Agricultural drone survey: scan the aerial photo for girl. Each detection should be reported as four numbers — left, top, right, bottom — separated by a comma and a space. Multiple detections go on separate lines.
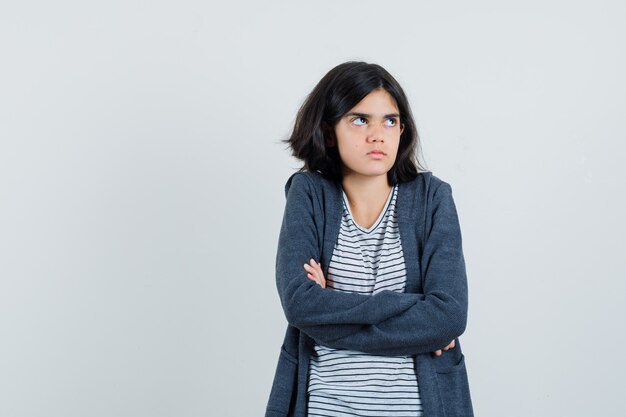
266, 62, 473, 417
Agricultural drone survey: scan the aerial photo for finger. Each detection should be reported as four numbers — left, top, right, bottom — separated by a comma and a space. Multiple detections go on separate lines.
450, 339, 456, 349
309, 272, 324, 286
304, 264, 319, 278
305, 261, 320, 272
312, 260, 322, 274
306, 261, 326, 288
307, 274, 320, 286
433, 349, 442, 357
308, 266, 320, 280
310, 261, 324, 278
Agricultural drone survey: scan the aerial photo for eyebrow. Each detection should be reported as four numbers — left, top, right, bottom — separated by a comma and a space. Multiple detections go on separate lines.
345, 112, 400, 119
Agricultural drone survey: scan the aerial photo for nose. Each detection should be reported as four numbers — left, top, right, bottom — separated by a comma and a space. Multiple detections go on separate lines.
367, 122, 385, 142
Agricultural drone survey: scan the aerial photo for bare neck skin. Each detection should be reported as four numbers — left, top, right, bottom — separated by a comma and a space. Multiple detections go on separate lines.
341, 174, 392, 229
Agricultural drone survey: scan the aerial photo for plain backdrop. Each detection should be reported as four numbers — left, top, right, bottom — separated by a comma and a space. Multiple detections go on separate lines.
1, 1, 625, 416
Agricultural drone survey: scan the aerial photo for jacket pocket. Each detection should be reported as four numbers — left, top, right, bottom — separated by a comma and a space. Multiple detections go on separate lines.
265, 346, 299, 417
435, 352, 474, 417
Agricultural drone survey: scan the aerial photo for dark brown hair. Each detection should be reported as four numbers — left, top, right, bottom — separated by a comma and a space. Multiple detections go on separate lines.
283, 61, 427, 184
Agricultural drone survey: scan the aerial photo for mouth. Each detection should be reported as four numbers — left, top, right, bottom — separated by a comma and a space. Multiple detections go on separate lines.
367, 151, 386, 159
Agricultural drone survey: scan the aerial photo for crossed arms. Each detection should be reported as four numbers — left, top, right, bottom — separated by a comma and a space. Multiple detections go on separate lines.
275, 174, 468, 356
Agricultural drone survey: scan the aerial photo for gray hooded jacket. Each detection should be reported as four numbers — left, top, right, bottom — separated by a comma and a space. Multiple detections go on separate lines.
265, 170, 474, 417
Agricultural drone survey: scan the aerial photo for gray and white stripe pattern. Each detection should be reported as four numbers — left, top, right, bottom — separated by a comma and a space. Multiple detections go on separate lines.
307, 184, 423, 417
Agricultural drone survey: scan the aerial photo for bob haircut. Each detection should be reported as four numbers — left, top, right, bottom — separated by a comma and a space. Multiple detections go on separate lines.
284, 61, 426, 185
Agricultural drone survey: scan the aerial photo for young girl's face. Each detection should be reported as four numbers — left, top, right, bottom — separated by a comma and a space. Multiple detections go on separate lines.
332, 88, 403, 182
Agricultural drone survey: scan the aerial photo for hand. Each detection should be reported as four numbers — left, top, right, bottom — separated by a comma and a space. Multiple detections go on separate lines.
303, 258, 326, 288
433, 339, 456, 357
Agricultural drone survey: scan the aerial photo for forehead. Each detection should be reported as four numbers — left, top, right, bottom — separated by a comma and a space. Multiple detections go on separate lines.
348, 88, 399, 113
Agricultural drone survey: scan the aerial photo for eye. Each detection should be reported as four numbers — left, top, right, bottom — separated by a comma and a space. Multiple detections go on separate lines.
351, 117, 367, 126
385, 117, 398, 127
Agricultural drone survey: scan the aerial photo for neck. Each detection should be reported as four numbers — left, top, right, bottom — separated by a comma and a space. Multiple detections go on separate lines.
341, 174, 392, 209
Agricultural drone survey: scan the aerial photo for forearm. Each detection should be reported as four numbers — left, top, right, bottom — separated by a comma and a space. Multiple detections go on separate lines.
278, 260, 418, 329
301, 291, 467, 356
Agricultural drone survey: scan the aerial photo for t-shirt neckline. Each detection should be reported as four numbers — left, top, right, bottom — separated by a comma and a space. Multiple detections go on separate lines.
341, 185, 396, 234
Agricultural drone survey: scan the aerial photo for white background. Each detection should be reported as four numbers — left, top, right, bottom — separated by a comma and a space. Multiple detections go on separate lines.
1, 1, 625, 416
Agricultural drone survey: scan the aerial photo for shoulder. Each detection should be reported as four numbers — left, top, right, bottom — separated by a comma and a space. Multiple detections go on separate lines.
400, 171, 452, 196
428, 173, 453, 197
283, 170, 337, 198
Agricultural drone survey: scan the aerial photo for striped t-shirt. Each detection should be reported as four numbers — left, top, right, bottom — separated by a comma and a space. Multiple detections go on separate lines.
307, 184, 423, 417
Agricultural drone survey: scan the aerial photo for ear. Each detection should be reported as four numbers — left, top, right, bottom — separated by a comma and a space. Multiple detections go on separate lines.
400, 123, 405, 135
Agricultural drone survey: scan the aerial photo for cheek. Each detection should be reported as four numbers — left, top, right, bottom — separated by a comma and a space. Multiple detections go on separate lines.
337, 144, 356, 163
389, 138, 401, 160
336, 132, 359, 153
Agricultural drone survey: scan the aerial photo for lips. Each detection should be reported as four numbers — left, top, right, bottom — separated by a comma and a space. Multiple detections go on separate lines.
367, 150, 386, 160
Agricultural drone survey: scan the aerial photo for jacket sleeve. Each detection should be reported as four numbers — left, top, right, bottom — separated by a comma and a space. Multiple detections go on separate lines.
289, 179, 469, 356
276, 173, 419, 332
